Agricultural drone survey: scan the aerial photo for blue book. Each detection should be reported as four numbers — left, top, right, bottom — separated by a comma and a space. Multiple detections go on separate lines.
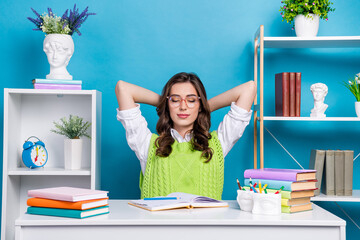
244, 178, 317, 191
27, 205, 109, 219
32, 79, 82, 85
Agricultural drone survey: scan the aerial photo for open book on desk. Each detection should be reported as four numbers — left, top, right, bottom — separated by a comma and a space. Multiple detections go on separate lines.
128, 192, 229, 211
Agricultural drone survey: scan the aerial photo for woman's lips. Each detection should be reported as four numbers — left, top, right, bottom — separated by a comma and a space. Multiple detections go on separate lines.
177, 114, 190, 119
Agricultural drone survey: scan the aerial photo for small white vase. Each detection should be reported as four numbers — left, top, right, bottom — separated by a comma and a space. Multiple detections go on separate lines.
64, 138, 83, 170
355, 102, 360, 117
294, 14, 320, 37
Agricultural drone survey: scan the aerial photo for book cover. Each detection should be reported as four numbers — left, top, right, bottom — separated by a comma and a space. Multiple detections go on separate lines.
244, 178, 317, 192
32, 79, 82, 85
275, 72, 290, 117
243, 168, 316, 182
27, 205, 109, 219
281, 203, 312, 213
27, 197, 109, 210
281, 197, 311, 206
334, 150, 345, 196
344, 150, 354, 196
128, 192, 228, 211
28, 187, 109, 202
34, 83, 82, 90
322, 150, 335, 196
295, 72, 301, 117
308, 149, 325, 196
289, 72, 296, 117
242, 187, 315, 199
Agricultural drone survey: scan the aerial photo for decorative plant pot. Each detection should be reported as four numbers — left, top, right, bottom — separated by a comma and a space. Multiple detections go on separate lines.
64, 138, 83, 170
43, 34, 74, 80
294, 14, 320, 37
355, 102, 360, 117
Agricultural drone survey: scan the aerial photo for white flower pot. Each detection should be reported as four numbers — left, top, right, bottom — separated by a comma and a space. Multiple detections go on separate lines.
43, 34, 74, 80
64, 138, 83, 170
294, 14, 320, 37
355, 102, 360, 117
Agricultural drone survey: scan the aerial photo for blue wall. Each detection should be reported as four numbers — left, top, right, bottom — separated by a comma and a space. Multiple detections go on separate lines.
1, 0, 360, 238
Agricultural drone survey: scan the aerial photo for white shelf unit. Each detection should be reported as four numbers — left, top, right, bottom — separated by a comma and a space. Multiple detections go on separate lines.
253, 25, 360, 202
1, 89, 102, 240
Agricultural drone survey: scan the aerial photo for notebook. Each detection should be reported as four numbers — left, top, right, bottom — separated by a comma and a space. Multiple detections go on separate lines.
27, 205, 109, 219
27, 197, 109, 210
128, 192, 229, 211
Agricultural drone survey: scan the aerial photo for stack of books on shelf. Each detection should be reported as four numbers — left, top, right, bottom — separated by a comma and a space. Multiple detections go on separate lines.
275, 72, 301, 117
26, 186, 109, 218
309, 149, 354, 196
32, 79, 82, 90
243, 168, 317, 213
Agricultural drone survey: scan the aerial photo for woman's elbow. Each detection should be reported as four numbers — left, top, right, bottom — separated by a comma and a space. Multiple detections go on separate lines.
115, 80, 127, 97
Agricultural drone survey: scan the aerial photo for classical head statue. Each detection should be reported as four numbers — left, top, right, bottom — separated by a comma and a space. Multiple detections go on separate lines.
310, 83, 328, 118
43, 34, 74, 80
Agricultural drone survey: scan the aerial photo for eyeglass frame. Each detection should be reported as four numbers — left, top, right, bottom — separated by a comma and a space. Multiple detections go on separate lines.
166, 94, 201, 108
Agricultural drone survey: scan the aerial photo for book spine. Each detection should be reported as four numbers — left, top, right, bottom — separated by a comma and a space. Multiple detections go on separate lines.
34, 83, 82, 90
295, 72, 301, 117
322, 150, 335, 196
243, 169, 298, 181
343, 150, 354, 196
308, 149, 325, 196
289, 72, 296, 117
32, 79, 82, 85
334, 150, 345, 196
275, 72, 290, 117
244, 178, 293, 191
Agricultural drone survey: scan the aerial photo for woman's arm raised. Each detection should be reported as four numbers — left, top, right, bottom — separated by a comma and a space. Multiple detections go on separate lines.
115, 80, 161, 110
208, 80, 257, 112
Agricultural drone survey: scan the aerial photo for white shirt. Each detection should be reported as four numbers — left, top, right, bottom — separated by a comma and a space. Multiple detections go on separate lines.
117, 102, 252, 174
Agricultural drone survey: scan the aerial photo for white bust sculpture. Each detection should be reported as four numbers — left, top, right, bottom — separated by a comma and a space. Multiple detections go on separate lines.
310, 83, 328, 118
43, 34, 74, 80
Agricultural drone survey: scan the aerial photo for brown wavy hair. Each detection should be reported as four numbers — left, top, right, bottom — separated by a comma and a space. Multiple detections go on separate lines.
155, 72, 213, 162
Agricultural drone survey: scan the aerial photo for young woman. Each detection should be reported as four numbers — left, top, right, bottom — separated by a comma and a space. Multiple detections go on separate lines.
115, 72, 256, 199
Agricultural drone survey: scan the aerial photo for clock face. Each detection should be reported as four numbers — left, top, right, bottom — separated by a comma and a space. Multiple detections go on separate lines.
30, 145, 48, 167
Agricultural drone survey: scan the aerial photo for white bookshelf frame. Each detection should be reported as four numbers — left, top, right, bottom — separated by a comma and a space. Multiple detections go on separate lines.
1, 89, 102, 240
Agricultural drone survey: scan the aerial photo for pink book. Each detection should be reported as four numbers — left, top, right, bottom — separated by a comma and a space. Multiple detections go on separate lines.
28, 187, 108, 202
244, 168, 316, 182
34, 83, 82, 90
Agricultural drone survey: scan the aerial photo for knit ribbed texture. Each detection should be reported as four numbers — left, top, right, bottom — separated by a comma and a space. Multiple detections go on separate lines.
140, 131, 224, 200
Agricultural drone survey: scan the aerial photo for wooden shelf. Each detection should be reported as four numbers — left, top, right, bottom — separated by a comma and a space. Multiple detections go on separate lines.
8, 167, 91, 176
311, 190, 360, 202
264, 36, 360, 48
258, 116, 360, 121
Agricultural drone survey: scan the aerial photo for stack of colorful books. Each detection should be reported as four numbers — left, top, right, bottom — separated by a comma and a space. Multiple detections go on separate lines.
26, 186, 109, 218
32, 79, 82, 90
243, 168, 317, 213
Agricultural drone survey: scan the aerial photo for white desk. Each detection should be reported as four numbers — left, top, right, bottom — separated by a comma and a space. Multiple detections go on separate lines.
15, 200, 346, 240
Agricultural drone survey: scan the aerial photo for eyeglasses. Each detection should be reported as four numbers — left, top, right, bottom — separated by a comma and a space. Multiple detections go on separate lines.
167, 95, 200, 108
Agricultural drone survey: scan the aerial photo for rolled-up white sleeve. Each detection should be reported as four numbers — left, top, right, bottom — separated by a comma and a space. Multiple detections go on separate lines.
217, 102, 252, 158
116, 104, 152, 174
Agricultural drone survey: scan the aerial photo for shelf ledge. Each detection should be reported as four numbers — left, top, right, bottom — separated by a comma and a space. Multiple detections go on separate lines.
8, 167, 91, 176
263, 36, 360, 48
311, 190, 360, 202
257, 116, 360, 121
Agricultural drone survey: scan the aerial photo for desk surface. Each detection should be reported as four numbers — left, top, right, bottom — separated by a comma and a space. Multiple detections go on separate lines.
16, 200, 345, 227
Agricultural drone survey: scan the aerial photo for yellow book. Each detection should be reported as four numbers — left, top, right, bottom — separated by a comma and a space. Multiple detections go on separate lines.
282, 203, 312, 213
281, 197, 311, 206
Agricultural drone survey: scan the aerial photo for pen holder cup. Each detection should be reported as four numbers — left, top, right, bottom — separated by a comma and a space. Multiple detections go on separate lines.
252, 192, 281, 216
237, 190, 254, 212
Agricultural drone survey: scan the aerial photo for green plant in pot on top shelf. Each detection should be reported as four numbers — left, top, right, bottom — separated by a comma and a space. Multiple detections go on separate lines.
51, 115, 91, 170
343, 73, 360, 118
279, 0, 335, 37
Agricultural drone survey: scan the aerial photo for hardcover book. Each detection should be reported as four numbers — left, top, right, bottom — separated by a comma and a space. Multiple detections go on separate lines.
309, 149, 325, 196
242, 187, 315, 199
27, 205, 109, 219
281, 197, 311, 206
27, 197, 109, 210
289, 72, 296, 117
295, 72, 301, 117
243, 168, 316, 182
34, 83, 82, 90
275, 72, 290, 117
344, 150, 354, 196
128, 192, 228, 211
32, 79, 82, 85
322, 150, 335, 196
334, 150, 345, 196
28, 187, 109, 202
281, 203, 312, 213
244, 178, 317, 192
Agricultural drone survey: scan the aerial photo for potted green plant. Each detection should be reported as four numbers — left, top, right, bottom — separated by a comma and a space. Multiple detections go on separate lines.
279, 0, 335, 37
51, 115, 91, 169
28, 4, 95, 80
343, 73, 360, 117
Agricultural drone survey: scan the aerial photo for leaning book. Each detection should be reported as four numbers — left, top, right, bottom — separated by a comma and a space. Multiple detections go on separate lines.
128, 192, 229, 211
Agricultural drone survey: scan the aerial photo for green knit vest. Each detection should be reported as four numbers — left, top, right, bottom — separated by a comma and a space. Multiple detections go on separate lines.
140, 131, 224, 200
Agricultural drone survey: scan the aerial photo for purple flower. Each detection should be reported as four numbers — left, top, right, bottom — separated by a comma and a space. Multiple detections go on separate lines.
291, 9, 293, 11
282, 15, 285, 18
305, 3, 308, 6
313, 2, 315, 5
284, 6, 286, 9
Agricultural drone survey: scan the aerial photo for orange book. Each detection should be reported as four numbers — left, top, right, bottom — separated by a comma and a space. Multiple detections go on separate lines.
27, 197, 109, 210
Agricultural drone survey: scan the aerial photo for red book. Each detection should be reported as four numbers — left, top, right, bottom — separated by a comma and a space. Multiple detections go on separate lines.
289, 72, 296, 117
275, 72, 290, 117
295, 72, 301, 117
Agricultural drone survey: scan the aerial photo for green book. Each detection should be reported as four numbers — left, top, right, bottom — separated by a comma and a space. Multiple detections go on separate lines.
27, 205, 109, 219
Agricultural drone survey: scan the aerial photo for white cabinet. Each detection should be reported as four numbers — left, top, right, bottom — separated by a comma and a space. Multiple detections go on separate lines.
1, 89, 101, 240
253, 25, 360, 202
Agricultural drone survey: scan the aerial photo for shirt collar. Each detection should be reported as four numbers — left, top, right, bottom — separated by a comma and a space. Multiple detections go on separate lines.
170, 128, 193, 143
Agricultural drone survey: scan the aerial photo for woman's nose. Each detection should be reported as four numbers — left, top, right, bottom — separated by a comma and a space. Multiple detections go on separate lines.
179, 99, 187, 110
